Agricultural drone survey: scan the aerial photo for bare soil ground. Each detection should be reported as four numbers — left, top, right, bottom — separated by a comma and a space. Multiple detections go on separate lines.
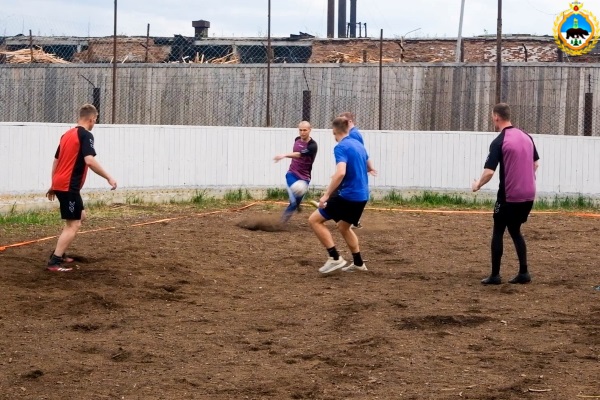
0, 204, 599, 400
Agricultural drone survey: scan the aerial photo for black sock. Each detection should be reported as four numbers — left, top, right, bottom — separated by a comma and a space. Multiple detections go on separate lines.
352, 252, 363, 266
49, 254, 62, 264
327, 247, 339, 260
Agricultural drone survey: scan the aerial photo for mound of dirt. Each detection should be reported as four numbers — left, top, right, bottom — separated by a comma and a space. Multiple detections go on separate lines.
236, 216, 288, 232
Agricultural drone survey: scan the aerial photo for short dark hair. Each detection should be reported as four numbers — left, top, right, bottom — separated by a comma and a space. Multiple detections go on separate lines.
332, 116, 350, 133
79, 104, 98, 119
493, 103, 511, 121
339, 112, 355, 123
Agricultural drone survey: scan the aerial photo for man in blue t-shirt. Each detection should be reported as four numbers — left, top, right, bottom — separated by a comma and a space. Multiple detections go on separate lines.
308, 116, 370, 274
339, 112, 377, 229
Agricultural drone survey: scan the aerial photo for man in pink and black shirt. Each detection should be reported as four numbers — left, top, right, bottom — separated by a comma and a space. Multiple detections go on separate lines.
472, 103, 540, 285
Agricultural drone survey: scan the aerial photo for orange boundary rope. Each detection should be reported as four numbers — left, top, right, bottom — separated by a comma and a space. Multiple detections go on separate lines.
1, 201, 598, 253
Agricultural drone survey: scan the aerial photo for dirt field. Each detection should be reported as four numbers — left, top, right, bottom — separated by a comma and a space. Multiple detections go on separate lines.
0, 204, 598, 400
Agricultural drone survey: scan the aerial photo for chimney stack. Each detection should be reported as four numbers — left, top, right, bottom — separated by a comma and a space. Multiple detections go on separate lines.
327, 0, 335, 38
349, 0, 357, 38
338, 0, 347, 38
192, 20, 210, 38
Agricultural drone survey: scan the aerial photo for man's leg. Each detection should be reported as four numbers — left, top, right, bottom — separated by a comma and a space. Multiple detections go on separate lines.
49, 195, 85, 271
54, 219, 82, 256
339, 221, 367, 272
338, 221, 359, 253
282, 174, 301, 222
482, 216, 506, 285
308, 210, 347, 273
507, 223, 531, 284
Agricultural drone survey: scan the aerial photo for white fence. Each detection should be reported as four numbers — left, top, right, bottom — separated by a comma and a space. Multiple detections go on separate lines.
1, 123, 600, 210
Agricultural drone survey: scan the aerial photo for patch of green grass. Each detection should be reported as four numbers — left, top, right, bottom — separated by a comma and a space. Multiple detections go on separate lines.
534, 195, 597, 210
304, 188, 324, 200
265, 188, 289, 201
86, 199, 107, 210
125, 195, 144, 205
376, 190, 494, 209
223, 188, 253, 202
0, 208, 57, 225
191, 190, 211, 205
382, 190, 404, 204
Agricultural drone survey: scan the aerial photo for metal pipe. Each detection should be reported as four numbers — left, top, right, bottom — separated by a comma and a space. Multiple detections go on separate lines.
338, 0, 347, 38
29, 30, 33, 63
350, 0, 357, 38
327, 0, 335, 38
455, 0, 466, 63
145, 23, 150, 63
112, 0, 117, 124
495, 0, 502, 104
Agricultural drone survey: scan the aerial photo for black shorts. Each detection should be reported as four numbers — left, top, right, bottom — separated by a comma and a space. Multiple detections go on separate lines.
55, 191, 85, 220
493, 201, 533, 226
319, 196, 367, 226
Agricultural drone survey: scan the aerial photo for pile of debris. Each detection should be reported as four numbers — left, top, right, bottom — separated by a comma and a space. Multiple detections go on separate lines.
179, 52, 240, 64
73, 37, 170, 63
0, 47, 69, 64
323, 50, 397, 63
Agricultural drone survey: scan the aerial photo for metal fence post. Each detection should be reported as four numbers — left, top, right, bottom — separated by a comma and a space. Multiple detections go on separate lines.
378, 29, 383, 130
93, 87, 101, 123
302, 91, 312, 122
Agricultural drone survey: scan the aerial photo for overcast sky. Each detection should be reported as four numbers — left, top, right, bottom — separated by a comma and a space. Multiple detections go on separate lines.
0, 0, 590, 39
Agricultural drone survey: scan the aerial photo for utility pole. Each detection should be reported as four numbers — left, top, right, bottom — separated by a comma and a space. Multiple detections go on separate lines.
455, 0, 466, 63
112, 0, 117, 123
495, 0, 502, 104
266, 0, 272, 127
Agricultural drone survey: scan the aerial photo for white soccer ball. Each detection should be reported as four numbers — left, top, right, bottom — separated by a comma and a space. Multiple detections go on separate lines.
290, 180, 309, 197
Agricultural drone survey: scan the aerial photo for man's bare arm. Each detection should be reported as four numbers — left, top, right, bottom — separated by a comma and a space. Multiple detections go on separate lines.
472, 169, 495, 192
85, 155, 117, 190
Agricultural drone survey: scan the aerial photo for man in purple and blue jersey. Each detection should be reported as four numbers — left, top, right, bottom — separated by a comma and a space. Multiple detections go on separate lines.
472, 103, 540, 285
274, 121, 318, 222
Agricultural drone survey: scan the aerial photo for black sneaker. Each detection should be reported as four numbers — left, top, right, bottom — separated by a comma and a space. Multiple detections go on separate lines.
509, 273, 531, 284
47, 254, 73, 272
481, 275, 502, 285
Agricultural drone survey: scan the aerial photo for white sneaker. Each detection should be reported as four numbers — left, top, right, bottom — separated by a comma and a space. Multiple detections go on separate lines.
351, 221, 363, 229
318, 257, 347, 274
342, 263, 368, 272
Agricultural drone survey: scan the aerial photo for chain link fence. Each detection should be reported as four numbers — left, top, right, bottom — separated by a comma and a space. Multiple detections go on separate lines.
1, 17, 599, 135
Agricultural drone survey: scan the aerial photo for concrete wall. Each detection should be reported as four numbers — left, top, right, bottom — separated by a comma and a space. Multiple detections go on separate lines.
2, 123, 599, 212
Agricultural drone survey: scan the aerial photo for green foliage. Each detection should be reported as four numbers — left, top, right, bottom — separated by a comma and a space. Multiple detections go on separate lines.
304, 188, 324, 200
191, 190, 212, 205
125, 196, 143, 205
265, 188, 289, 201
223, 188, 253, 202
86, 200, 107, 210
379, 190, 494, 209
0, 206, 57, 225
534, 195, 597, 210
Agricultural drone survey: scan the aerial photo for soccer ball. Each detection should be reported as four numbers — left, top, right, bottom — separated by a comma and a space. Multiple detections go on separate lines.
290, 180, 309, 197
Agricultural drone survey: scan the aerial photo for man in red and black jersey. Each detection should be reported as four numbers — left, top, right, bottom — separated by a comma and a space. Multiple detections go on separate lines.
46, 104, 117, 272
